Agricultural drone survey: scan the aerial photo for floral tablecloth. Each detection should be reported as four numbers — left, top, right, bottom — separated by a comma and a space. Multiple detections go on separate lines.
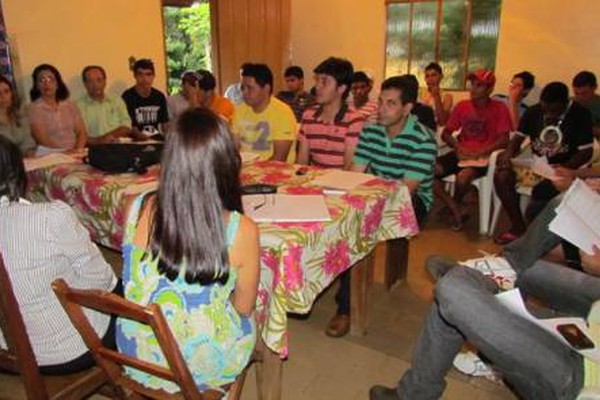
26, 159, 418, 357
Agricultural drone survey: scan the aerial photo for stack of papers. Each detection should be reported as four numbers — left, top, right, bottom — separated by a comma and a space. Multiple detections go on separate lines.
242, 194, 331, 222
549, 179, 600, 255
512, 154, 557, 180
310, 170, 375, 192
24, 153, 79, 172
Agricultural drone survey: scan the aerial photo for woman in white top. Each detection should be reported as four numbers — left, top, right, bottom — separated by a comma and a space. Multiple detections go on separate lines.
0, 135, 117, 374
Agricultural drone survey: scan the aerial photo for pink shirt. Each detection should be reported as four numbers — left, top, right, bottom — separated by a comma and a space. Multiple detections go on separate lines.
445, 99, 511, 152
298, 105, 365, 168
29, 99, 82, 149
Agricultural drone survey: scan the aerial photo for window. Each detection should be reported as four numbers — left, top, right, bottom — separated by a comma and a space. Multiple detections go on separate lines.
385, 0, 502, 89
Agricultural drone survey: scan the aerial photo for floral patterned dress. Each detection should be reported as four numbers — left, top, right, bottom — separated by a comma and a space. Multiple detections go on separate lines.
116, 195, 256, 393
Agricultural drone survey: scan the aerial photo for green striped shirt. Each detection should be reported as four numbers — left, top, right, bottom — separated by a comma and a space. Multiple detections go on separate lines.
354, 115, 437, 210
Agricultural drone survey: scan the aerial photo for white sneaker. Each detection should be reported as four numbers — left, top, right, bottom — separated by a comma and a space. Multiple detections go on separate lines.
453, 351, 494, 377
459, 255, 516, 291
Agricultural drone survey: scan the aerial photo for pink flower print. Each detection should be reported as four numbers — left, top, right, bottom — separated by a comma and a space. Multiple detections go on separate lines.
362, 198, 386, 237
49, 185, 66, 201
323, 240, 351, 276
282, 245, 304, 291
274, 221, 324, 233
261, 172, 291, 185
281, 186, 322, 195
363, 178, 397, 189
261, 249, 281, 289
397, 205, 419, 234
83, 178, 105, 207
240, 172, 253, 185
343, 194, 366, 209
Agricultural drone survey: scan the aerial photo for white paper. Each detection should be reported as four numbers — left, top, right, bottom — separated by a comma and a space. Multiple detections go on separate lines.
242, 194, 331, 222
24, 153, 79, 172
310, 170, 375, 192
496, 289, 600, 363
35, 145, 67, 156
531, 155, 557, 180
240, 152, 259, 164
549, 179, 600, 254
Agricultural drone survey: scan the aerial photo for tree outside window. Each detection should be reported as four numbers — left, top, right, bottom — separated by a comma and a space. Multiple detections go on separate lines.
385, 0, 502, 89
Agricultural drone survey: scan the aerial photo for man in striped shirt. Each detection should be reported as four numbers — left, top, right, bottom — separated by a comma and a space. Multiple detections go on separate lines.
297, 57, 365, 169
351, 71, 378, 124
326, 75, 437, 338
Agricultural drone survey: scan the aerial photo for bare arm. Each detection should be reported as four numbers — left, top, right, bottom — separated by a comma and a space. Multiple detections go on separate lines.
296, 140, 310, 165
402, 178, 420, 194
343, 142, 357, 170
270, 140, 293, 162
581, 246, 600, 277
229, 216, 260, 316
351, 163, 367, 173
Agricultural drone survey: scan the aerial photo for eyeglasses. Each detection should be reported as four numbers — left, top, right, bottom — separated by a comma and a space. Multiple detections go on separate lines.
37, 76, 56, 84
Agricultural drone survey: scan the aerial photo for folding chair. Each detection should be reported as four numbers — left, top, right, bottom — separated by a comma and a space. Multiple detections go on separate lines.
0, 253, 107, 400
52, 278, 228, 400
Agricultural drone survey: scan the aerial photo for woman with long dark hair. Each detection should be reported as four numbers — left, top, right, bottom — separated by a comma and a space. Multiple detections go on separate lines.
0, 135, 117, 374
0, 75, 35, 155
28, 64, 88, 150
116, 108, 260, 396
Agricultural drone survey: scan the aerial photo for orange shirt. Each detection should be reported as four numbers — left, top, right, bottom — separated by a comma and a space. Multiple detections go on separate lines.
209, 95, 234, 123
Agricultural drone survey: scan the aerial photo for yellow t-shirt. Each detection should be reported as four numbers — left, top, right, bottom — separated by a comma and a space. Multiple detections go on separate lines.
232, 97, 297, 161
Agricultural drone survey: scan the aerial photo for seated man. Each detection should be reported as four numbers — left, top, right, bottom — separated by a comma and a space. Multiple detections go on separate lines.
325, 75, 437, 338
572, 70, 600, 139
195, 69, 234, 123
224, 63, 251, 107
76, 65, 131, 145
370, 193, 600, 400
492, 70, 535, 130
276, 65, 315, 122
297, 57, 364, 169
167, 70, 202, 123
350, 71, 378, 124
435, 69, 511, 230
121, 59, 169, 139
420, 62, 453, 127
0, 135, 118, 374
494, 82, 593, 244
232, 63, 297, 162
402, 74, 436, 131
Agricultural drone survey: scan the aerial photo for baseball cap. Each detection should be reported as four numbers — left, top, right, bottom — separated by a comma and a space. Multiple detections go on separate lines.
467, 69, 496, 87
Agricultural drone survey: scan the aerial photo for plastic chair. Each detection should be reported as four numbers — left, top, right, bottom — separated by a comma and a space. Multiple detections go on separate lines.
0, 252, 108, 400
52, 278, 229, 400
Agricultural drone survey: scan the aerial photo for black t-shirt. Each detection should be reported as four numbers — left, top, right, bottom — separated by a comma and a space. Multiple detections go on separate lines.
518, 101, 593, 165
121, 87, 169, 133
412, 102, 436, 131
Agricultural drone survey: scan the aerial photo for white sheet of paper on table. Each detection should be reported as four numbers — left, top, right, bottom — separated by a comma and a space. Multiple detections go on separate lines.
242, 194, 331, 222
310, 170, 375, 192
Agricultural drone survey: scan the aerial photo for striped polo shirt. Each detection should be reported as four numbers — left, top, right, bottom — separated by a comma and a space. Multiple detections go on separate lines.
354, 115, 437, 210
298, 104, 365, 168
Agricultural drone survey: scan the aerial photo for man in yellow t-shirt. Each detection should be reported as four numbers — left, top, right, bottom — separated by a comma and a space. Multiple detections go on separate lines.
232, 63, 297, 162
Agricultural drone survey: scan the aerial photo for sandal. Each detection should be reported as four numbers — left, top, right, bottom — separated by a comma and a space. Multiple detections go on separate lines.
494, 231, 520, 245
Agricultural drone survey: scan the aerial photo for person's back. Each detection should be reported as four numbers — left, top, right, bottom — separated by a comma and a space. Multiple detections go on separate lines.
116, 108, 259, 393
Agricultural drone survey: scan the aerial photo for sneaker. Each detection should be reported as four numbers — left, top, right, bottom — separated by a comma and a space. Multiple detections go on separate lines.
459, 254, 516, 291
453, 351, 494, 377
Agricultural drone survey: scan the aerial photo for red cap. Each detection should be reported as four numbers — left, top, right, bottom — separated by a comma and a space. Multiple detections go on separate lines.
467, 69, 496, 88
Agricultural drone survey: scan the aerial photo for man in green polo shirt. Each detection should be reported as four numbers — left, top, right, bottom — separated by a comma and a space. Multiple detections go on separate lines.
77, 65, 131, 144
353, 75, 437, 221
325, 75, 437, 338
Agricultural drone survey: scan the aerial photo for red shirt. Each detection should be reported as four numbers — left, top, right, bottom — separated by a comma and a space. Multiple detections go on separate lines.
446, 99, 511, 152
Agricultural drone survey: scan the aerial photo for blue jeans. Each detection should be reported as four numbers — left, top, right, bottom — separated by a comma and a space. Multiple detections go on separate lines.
398, 198, 600, 399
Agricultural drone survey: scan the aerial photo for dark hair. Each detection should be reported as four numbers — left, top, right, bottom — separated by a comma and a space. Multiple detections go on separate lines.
353, 71, 371, 84
240, 62, 253, 73
284, 65, 304, 79
133, 58, 155, 74
242, 63, 273, 93
30, 64, 70, 102
196, 69, 217, 91
0, 135, 26, 201
0, 75, 22, 127
540, 82, 569, 105
313, 57, 354, 100
150, 108, 242, 285
381, 75, 418, 105
425, 62, 443, 75
180, 70, 200, 86
81, 65, 106, 82
573, 70, 597, 88
513, 71, 535, 90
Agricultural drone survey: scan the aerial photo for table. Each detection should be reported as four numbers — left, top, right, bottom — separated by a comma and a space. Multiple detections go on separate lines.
27, 159, 419, 399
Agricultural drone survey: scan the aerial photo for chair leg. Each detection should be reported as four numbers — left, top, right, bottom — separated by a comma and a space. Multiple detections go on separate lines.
490, 193, 502, 236
478, 182, 491, 236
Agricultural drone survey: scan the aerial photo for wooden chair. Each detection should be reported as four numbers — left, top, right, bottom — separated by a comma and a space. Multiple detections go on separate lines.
0, 253, 108, 400
52, 278, 227, 400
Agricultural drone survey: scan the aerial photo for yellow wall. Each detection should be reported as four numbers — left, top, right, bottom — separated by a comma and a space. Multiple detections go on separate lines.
3, 0, 167, 103
291, 0, 600, 102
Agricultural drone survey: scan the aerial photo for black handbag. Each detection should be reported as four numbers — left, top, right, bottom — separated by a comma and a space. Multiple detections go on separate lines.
86, 143, 163, 174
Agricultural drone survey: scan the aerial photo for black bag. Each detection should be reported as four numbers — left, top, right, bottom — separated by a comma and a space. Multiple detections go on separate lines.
86, 143, 163, 174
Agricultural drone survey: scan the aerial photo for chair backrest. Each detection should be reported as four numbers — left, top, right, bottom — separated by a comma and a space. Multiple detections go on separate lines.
0, 253, 48, 399
52, 278, 208, 400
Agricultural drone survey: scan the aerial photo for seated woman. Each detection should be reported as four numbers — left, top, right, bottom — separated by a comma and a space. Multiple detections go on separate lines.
0, 75, 35, 155
28, 64, 88, 151
116, 108, 260, 396
0, 135, 117, 374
